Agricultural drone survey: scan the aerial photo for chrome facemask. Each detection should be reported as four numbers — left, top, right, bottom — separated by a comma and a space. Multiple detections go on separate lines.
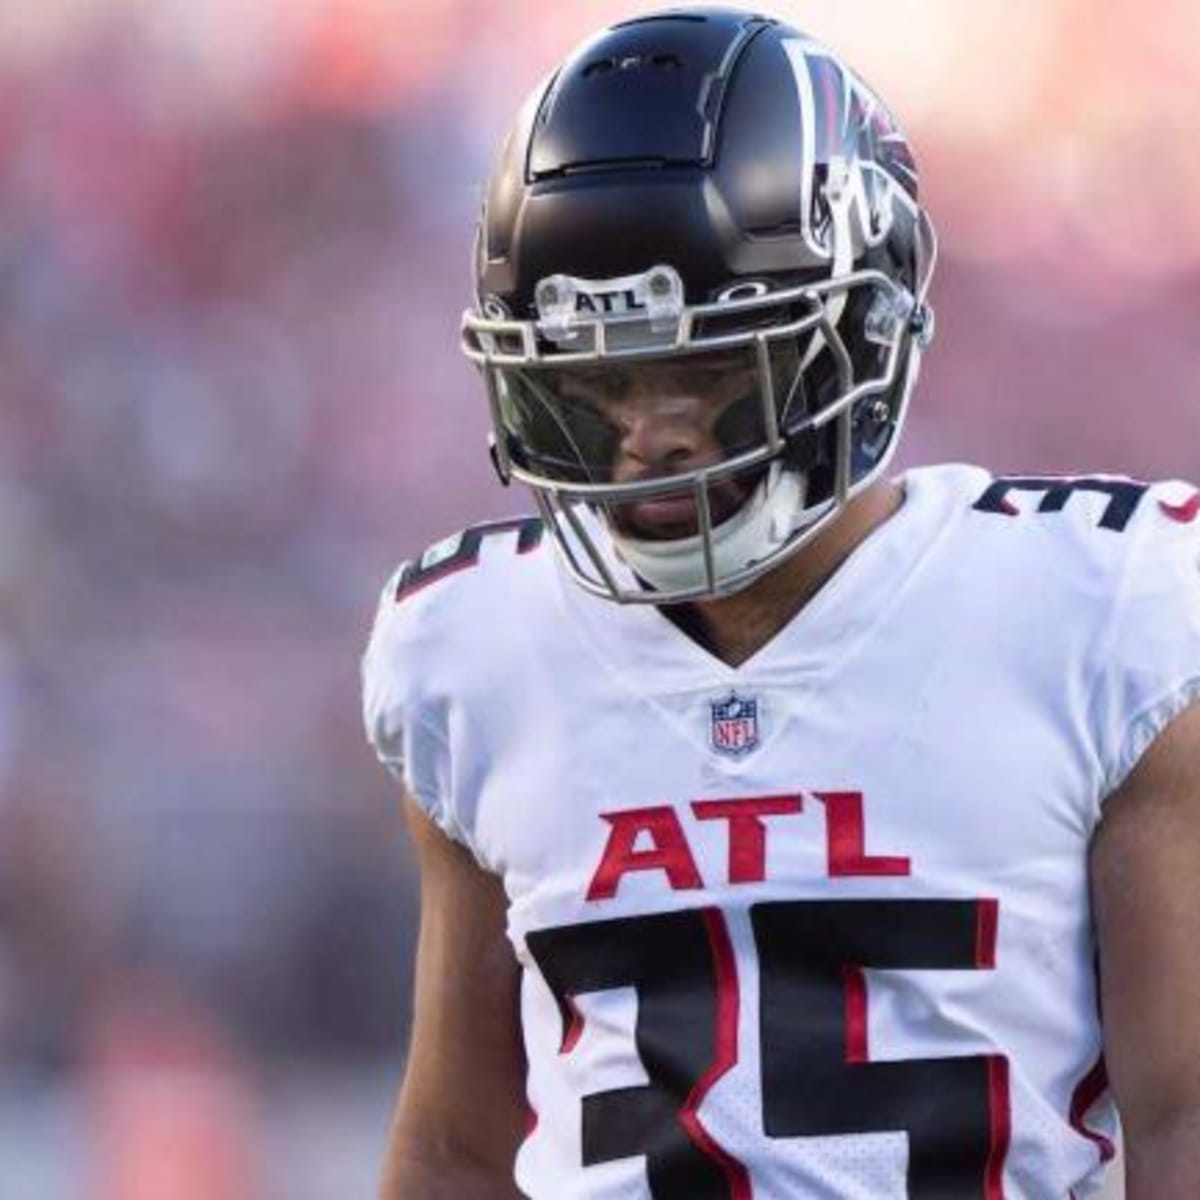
461, 211, 936, 605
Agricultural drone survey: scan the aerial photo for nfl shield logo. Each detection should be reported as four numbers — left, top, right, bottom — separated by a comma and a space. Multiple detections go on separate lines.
709, 693, 760, 758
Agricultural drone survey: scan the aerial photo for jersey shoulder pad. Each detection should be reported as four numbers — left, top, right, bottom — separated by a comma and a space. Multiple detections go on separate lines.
1076, 476, 1200, 792
363, 513, 551, 709
967, 471, 1155, 537
959, 469, 1198, 587
948, 466, 1200, 793
960, 468, 1200, 564
387, 516, 548, 607
360, 515, 552, 844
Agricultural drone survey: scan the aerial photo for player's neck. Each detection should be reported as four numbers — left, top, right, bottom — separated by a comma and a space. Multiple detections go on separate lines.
662, 479, 906, 668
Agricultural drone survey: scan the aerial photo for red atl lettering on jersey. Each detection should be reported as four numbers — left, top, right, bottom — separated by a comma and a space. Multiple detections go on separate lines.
815, 792, 911, 877
587, 807, 704, 901
587, 791, 908, 899
691, 795, 803, 884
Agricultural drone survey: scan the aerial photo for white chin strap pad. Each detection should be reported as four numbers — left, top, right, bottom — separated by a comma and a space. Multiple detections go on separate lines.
609, 466, 807, 595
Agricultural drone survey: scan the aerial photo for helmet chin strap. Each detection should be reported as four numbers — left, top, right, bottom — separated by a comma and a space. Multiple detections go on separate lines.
608, 466, 810, 595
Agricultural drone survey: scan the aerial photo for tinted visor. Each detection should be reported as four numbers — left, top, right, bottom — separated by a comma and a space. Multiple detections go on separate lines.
493, 342, 808, 486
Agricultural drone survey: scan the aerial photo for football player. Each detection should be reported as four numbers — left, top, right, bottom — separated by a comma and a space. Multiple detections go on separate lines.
363, 9, 1200, 1199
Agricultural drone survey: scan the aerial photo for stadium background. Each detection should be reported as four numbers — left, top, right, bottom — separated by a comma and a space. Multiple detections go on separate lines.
2, 0, 1197, 1195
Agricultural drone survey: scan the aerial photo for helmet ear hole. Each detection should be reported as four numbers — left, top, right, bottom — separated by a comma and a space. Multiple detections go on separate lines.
865, 285, 916, 347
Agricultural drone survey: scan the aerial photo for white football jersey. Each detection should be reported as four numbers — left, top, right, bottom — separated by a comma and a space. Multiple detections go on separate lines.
362, 463, 1200, 1200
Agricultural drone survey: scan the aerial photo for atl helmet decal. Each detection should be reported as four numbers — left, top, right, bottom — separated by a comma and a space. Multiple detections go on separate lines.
710, 692, 761, 758
535, 265, 685, 344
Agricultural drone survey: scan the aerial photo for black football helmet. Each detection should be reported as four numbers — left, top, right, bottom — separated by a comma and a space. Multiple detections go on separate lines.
461, 7, 936, 603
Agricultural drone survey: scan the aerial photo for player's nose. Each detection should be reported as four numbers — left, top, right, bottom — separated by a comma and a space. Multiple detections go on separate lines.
615, 395, 714, 477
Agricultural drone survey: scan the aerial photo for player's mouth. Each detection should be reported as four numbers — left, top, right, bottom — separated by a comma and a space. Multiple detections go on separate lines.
612, 479, 752, 540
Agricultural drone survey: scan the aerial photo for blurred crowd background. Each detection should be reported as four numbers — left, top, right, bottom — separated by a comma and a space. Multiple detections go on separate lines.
1, 0, 1197, 1195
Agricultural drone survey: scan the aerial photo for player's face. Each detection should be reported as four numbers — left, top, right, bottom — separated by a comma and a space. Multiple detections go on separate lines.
551, 350, 762, 540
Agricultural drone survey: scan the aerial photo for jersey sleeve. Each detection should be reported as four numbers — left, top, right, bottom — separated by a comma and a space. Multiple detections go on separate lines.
1095, 483, 1200, 796
360, 566, 467, 844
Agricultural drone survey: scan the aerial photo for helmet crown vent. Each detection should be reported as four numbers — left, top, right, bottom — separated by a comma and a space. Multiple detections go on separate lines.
583, 52, 684, 78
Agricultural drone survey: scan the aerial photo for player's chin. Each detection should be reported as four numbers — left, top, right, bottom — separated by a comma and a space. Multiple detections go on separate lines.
610, 480, 752, 541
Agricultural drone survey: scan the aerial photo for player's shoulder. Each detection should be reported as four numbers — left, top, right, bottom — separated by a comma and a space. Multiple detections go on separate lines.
361, 517, 554, 831
908, 461, 1200, 567
363, 514, 556, 675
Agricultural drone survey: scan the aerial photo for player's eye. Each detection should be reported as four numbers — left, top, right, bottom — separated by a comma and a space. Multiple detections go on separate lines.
558, 392, 618, 440
713, 387, 766, 455
557, 395, 621, 470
